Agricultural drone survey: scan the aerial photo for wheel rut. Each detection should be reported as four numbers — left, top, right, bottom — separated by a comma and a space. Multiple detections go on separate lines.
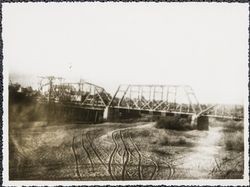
71, 127, 161, 180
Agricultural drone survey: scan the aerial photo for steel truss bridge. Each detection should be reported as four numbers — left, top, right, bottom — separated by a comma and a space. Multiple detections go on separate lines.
107, 85, 243, 120
38, 78, 244, 120
39, 77, 111, 110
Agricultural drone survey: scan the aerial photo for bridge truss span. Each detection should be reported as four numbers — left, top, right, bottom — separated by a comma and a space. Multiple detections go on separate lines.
39, 77, 112, 108
38, 78, 243, 121
108, 84, 203, 115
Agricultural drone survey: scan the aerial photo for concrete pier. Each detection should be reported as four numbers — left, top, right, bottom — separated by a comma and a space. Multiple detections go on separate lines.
191, 114, 209, 130
197, 116, 209, 130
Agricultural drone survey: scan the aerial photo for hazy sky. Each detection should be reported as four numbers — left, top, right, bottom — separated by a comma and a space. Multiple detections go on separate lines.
3, 2, 249, 104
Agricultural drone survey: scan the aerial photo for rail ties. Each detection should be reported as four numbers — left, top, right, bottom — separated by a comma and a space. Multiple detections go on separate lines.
71, 136, 82, 180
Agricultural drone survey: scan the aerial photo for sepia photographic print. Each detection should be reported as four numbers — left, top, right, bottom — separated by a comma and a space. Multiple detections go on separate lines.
1, 1, 249, 186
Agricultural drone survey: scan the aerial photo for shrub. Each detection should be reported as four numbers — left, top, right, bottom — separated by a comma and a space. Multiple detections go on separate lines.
224, 131, 244, 152
158, 135, 193, 147
178, 137, 187, 145
130, 129, 151, 138
159, 136, 170, 146
223, 121, 244, 133
156, 116, 192, 131
151, 147, 172, 156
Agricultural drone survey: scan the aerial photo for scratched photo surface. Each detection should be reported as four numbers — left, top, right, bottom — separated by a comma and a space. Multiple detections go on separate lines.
3, 2, 248, 182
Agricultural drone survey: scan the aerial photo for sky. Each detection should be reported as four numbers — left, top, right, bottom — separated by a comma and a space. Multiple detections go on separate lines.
2, 2, 249, 105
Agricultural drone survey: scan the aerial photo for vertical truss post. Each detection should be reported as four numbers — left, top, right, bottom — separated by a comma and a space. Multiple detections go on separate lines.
214, 106, 217, 116
152, 86, 155, 109
166, 86, 169, 111
129, 86, 132, 109
108, 85, 121, 107
184, 86, 197, 114
149, 86, 151, 101
180, 103, 183, 113
140, 87, 143, 109
153, 86, 155, 102
137, 86, 140, 109
92, 85, 96, 106
149, 86, 152, 110
94, 87, 106, 107
190, 87, 202, 113
118, 85, 130, 107
174, 86, 177, 110
222, 105, 225, 117
161, 86, 163, 101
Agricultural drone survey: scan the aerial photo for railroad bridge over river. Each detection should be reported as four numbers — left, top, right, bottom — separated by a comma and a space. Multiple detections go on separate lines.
39, 77, 243, 127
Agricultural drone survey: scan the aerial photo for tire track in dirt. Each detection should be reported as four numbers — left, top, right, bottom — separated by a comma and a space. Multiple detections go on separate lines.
120, 130, 131, 180
158, 158, 174, 179
122, 130, 142, 180
81, 134, 94, 172
165, 162, 174, 179
149, 158, 159, 179
78, 125, 160, 181
71, 136, 82, 180
128, 134, 146, 180
166, 154, 187, 178
108, 130, 120, 180
85, 131, 108, 170
108, 130, 133, 180
107, 127, 161, 180
127, 130, 159, 180
71, 129, 132, 180
210, 153, 244, 178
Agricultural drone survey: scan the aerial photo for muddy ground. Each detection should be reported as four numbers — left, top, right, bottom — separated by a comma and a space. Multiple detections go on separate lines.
9, 120, 244, 180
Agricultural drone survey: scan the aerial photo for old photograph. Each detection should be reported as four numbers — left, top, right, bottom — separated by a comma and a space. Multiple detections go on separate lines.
2, 2, 249, 186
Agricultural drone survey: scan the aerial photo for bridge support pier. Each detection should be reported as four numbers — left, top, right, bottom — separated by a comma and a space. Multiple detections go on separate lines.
103, 106, 121, 121
191, 115, 209, 130
103, 106, 110, 121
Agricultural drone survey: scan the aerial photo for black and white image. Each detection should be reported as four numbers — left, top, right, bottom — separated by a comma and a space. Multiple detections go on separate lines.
2, 2, 249, 186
